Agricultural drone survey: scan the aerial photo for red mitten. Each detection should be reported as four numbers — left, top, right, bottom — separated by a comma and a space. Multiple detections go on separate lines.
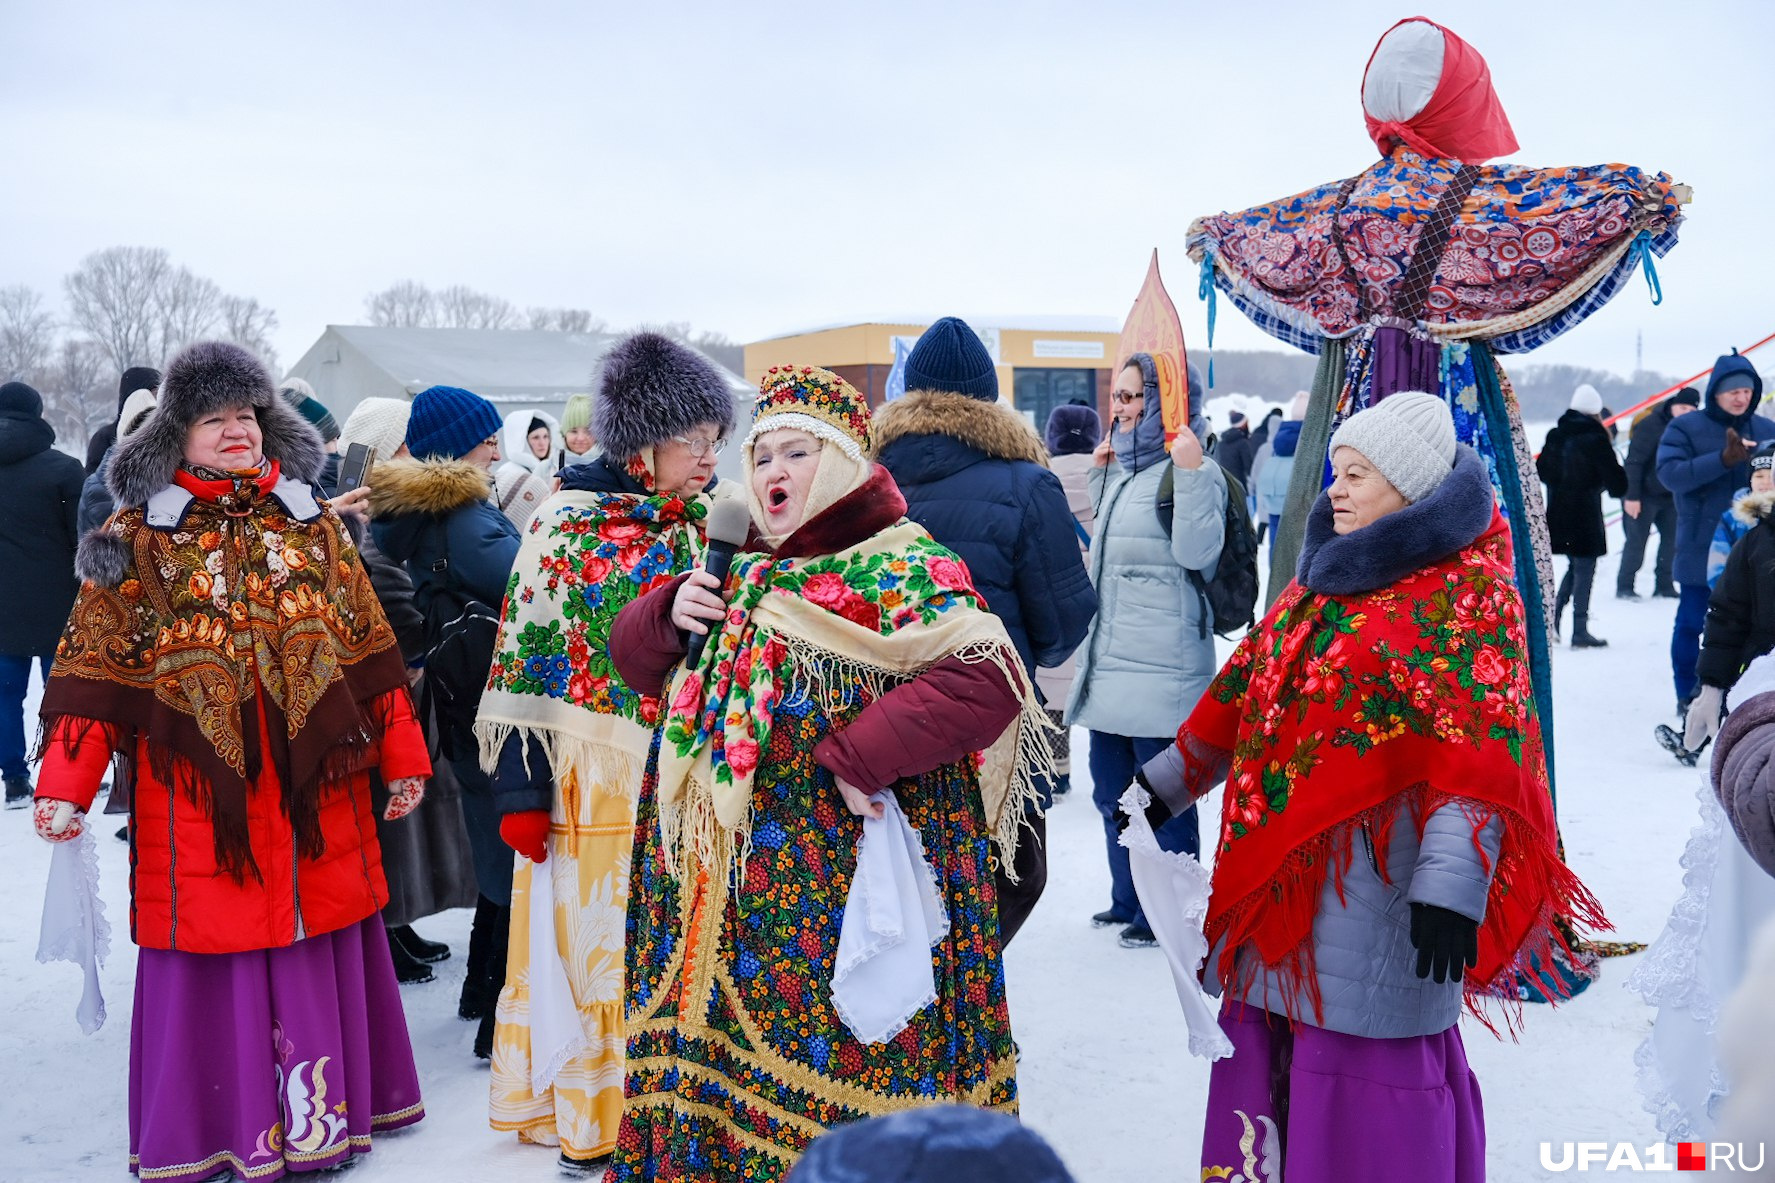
500, 810, 550, 863
382, 776, 426, 821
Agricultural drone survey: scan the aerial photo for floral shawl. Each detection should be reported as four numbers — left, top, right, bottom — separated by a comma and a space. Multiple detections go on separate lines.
475, 474, 707, 797
1183, 511, 1604, 1017
42, 463, 408, 877
656, 473, 1053, 885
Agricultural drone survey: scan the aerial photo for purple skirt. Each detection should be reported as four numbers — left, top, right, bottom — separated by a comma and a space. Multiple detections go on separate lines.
1201, 1003, 1484, 1183
129, 915, 424, 1182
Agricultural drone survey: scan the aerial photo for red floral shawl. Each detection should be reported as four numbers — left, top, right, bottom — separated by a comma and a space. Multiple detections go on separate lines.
1183, 512, 1604, 1013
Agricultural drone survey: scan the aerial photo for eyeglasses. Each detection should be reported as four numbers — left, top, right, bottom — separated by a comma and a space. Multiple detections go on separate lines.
672, 434, 728, 457
479, 436, 499, 449
1111, 391, 1145, 405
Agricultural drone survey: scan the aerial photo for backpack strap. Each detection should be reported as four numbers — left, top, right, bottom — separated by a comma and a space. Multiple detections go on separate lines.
1072, 518, 1091, 550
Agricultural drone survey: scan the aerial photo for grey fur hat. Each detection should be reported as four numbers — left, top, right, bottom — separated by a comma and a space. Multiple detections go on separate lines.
108, 340, 325, 510
593, 331, 736, 463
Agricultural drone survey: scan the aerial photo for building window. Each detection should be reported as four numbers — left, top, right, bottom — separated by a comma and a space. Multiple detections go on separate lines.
1012, 368, 1097, 430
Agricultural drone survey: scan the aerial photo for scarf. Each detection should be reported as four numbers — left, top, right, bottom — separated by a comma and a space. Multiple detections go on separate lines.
1185, 510, 1604, 1021
655, 467, 1054, 883
475, 474, 708, 796
42, 461, 407, 878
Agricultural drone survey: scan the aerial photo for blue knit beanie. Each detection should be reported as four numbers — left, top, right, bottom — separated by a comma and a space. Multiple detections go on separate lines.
405, 385, 503, 460
787, 1106, 1075, 1183
904, 317, 998, 402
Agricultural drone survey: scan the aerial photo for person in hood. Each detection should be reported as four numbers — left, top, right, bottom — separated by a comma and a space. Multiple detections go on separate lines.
1214, 409, 1256, 490
0, 381, 83, 807
1537, 383, 1627, 648
369, 382, 521, 1059
78, 386, 159, 534
1033, 399, 1102, 802
873, 316, 1096, 946
1658, 351, 1775, 716
1619, 386, 1699, 600
477, 332, 732, 1173
1683, 446, 1775, 755
1069, 355, 1225, 949
84, 365, 162, 475
1255, 393, 1309, 545
33, 342, 431, 1180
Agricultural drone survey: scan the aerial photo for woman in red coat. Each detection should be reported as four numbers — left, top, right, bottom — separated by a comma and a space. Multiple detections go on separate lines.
33, 342, 432, 1183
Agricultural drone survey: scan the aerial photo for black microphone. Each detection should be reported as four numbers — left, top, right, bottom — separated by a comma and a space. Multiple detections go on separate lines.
684, 495, 751, 669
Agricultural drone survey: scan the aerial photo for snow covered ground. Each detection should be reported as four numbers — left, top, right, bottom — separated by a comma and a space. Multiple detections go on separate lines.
0, 542, 1714, 1181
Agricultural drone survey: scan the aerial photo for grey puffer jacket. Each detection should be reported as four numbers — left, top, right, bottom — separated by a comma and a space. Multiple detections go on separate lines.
1216, 807, 1502, 1038
1065, 456, 1226, 739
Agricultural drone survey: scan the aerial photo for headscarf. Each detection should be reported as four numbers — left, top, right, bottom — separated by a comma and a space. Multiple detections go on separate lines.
1361, 18, 1518, 163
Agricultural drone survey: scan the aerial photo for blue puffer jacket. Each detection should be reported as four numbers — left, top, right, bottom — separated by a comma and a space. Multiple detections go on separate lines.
367, 456, 522, 617
874, 390, 1097, 681
1657, 353, 1775, 586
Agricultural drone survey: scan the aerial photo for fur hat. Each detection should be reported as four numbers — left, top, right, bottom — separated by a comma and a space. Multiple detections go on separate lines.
1327, 390, 1456, 504
1045, 402, 1101, 456
593, 331, 736, 462
747, 365, 872, 459
108, 340, 325, 510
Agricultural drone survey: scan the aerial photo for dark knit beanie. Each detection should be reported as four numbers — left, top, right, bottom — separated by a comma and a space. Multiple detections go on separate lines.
119, 366, 162, 414
406, 385, 503, 460
0, 380, 43, 418
903, 316, 999, 402
1670, 386, 1701, 408
281, 388, 341, 443
1045, 402, 1101, 456
1753, 442, 1775, 473
787, 1106, 1075, 1183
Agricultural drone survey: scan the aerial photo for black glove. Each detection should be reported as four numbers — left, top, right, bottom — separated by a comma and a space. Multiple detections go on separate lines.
1115, 770, 1173, 835
1409, 902, 1479, 984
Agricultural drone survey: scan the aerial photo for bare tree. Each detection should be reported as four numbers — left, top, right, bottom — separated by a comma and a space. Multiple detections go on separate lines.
34, 338, 111, 451
526, 306, 603, 333
220, 295, 281, 372
365, 280, 438, 328
437, 285, 520, 330
64, 245, 172, 371
0, 285, 56, 380
153, 266, 223, 360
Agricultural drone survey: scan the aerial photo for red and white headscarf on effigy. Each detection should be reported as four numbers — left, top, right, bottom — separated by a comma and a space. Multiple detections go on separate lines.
1361, 16, 1519, 163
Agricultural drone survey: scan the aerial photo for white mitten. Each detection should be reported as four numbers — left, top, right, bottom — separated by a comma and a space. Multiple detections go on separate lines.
382, 776, 426, 821
1685, 684, 1726, 751
33, 798, 82, 844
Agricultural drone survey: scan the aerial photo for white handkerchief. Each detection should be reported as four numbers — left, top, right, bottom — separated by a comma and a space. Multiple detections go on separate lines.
832, 791, 949, 1044
526, 850, 588, 1093
37, 826, 111, 1035
1120, 784, 1234, 1061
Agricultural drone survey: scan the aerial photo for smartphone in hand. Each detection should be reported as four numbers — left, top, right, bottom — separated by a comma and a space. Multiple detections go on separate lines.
335, 442, 375, 496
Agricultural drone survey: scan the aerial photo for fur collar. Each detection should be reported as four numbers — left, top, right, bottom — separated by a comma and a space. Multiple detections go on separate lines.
872, 389, 1050, 467
1296, 444, 1495, 596
1733, 487, 1775, 526
772, 464, 909, 560
108, 390, 324, 512
366, 457, 495, 518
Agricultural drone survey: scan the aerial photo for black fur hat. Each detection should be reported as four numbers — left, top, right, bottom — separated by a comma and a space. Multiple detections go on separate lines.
593, 331, 736, 462
108, 340, 325, 510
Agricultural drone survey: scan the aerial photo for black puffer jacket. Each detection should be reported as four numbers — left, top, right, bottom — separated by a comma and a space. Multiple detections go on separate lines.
873, 390, 1096, 679
0, 406, 84, 655
1624, 401, 1681, 503
1699, 491, 1775, 690
1538, 409, 1627, 557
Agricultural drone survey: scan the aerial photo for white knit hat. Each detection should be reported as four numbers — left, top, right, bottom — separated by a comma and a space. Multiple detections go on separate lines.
338, 396, 413, 461
1327, 391, 1456, 504
117, 388, 159, 441
1569, 383, 1603, 415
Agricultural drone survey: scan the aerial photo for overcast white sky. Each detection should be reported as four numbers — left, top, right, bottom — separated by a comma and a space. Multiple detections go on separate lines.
6, 0, 1771, 381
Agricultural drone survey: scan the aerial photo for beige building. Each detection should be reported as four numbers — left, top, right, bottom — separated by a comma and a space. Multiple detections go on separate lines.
744, 318, 1122, 429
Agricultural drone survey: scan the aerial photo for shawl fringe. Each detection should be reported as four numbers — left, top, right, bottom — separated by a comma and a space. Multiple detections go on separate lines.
475, 719, 645, 805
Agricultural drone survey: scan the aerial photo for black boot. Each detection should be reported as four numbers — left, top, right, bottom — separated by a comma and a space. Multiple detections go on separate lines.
473, 903, 511, 1060
458, 896, 497, 1020
387, 926, 436, 985
1570, 621, 1608, 648
391, 924, 450, 964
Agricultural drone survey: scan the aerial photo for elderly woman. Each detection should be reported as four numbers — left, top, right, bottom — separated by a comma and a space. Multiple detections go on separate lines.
476, 333, 735, 1172
1137, 392, 1602, 1183
604, 366, 1053, 1182
32, 342, 431, 1182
